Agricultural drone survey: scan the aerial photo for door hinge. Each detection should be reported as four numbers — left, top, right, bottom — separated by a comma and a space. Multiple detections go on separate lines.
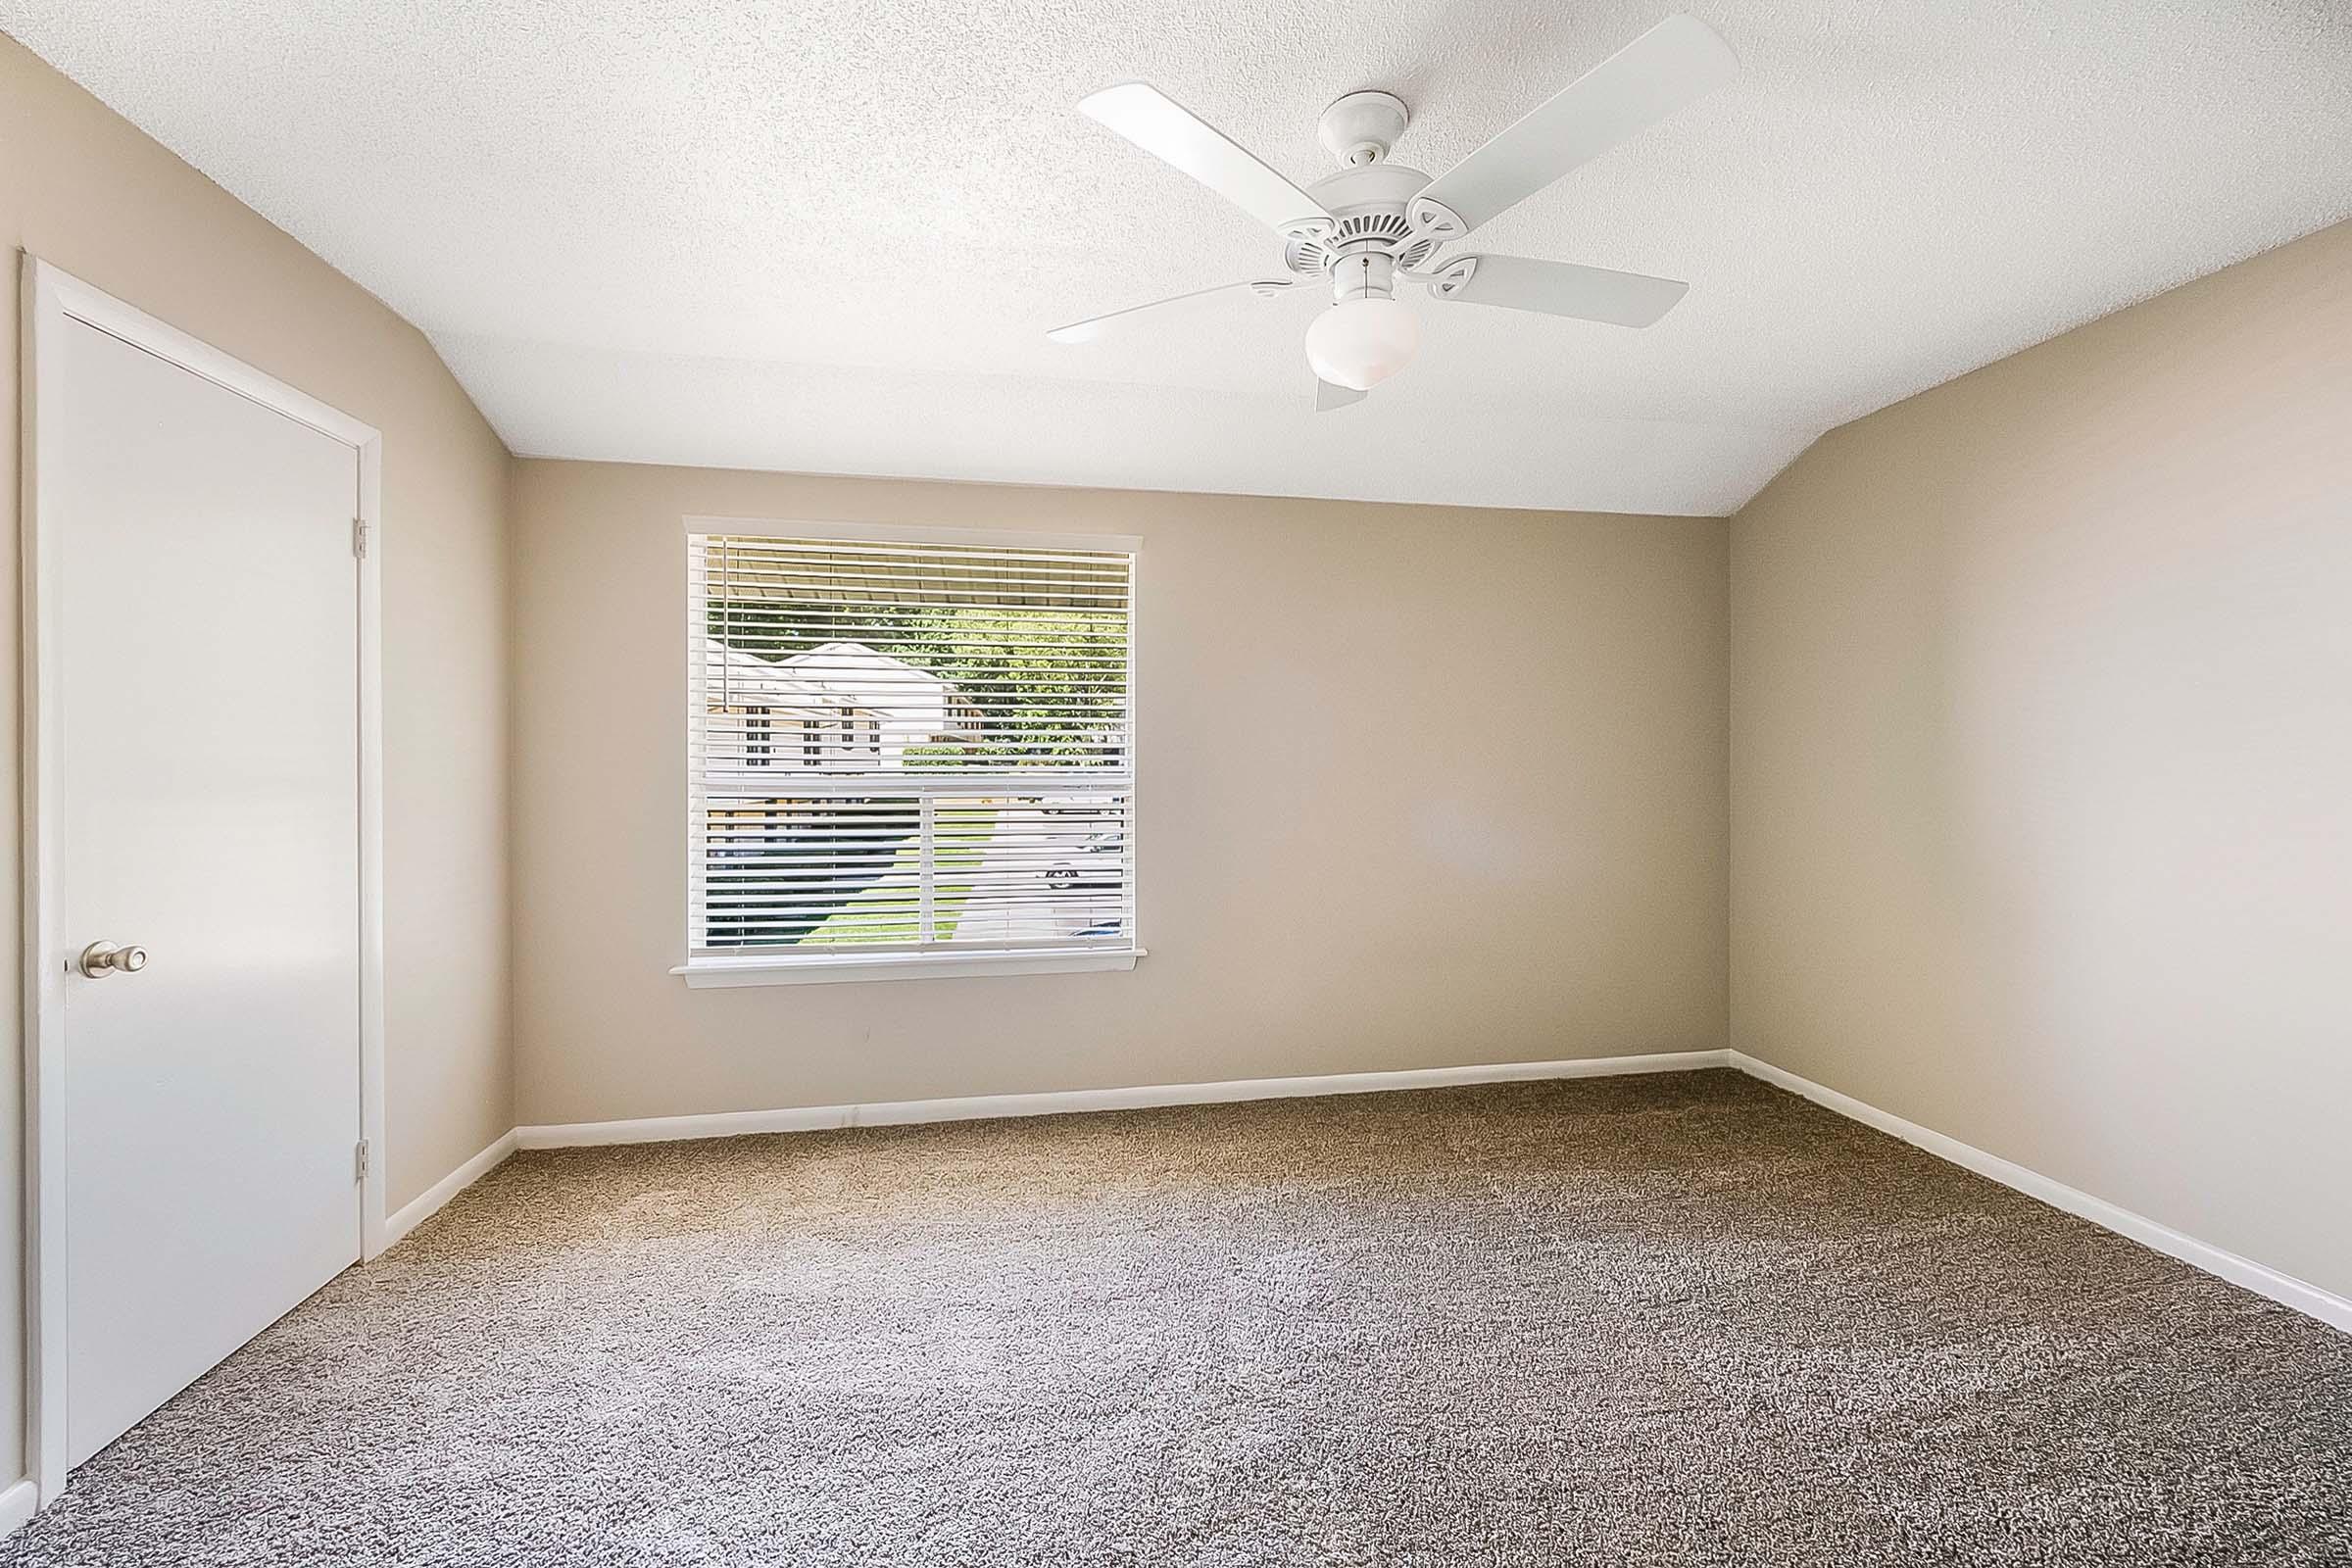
351, 516, 369, 559
355, 1139, 370, 1182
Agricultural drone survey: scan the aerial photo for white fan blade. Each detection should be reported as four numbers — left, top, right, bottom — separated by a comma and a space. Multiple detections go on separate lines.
1315, 379, 1367, 412
1048, 278, 1298, 343
1081, 82, 1333, 235
1427, 254, 1689, 327
1412, 14, 1736, 238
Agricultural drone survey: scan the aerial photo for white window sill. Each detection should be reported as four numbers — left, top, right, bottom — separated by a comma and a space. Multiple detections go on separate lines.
673, 948, 1145, 989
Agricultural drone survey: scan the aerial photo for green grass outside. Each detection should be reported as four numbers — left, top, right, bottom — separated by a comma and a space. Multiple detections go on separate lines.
799, 808, 996, 945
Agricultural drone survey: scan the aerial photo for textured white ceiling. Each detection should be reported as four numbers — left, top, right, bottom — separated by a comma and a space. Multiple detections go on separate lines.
7, 0, 2348, 514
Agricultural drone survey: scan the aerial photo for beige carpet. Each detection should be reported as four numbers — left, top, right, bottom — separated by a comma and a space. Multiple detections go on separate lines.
6, 1069, 2349, 1565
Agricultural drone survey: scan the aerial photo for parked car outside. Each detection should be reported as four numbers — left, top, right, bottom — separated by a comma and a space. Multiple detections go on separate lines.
1045, 829, 1124, 890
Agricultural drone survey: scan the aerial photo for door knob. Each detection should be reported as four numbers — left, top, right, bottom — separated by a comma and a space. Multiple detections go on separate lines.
77, 941, 148, 978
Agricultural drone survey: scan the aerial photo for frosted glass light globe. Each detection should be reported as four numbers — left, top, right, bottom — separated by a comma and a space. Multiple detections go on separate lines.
1304, 298, 1422, 391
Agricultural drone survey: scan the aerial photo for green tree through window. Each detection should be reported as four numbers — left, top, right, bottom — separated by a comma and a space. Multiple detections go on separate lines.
707, 600, 1127, 767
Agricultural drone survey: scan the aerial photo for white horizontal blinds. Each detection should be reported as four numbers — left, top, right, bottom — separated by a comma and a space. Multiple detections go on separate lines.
688, 531, 1135, 956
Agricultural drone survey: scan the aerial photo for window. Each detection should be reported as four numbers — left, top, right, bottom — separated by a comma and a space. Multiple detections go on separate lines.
681, 524, 1140, 984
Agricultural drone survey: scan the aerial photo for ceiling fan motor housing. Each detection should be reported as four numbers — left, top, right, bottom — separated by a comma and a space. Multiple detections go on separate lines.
1287, 160, 1447, 281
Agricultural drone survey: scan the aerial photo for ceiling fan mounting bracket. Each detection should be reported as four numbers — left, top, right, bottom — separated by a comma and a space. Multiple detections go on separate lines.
1317, 90, 1409, 167
1420, 256, 1479, 297
1406, 196, 1466, 245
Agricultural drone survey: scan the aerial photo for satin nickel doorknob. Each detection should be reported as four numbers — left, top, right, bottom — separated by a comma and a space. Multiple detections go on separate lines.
77, 941, 148, 978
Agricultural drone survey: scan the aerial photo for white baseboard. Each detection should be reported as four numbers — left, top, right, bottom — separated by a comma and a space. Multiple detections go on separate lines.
0, 1478, 35, 1538
1729, 1051, 2352, 1336
499, 1046, 2348, 1337
379, 1130, 519, 1250
514, 1050, 1734, 1150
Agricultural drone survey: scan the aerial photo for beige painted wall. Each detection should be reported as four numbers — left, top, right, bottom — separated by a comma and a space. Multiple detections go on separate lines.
1730, 220, 2352, 1299
1, 34, 514, 1478
512, 460, 1729, 1125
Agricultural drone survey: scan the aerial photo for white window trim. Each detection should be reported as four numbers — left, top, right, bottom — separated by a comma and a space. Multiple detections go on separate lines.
682, 514, 1144, 555
678, 516, 1144, 988
672, 947, 1146, 988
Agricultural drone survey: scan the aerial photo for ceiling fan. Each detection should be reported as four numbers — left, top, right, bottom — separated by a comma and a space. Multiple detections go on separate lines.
1048, 13, 1737, 411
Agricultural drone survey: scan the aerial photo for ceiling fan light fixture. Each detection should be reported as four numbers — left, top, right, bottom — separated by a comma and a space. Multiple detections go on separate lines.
1304, 297, 1420, 391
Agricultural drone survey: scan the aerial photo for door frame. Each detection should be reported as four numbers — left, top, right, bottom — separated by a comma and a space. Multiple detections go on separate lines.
18, 257, 388, 1499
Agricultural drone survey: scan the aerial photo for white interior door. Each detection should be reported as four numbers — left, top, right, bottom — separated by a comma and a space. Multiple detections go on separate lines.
51, 316, 365, 1466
